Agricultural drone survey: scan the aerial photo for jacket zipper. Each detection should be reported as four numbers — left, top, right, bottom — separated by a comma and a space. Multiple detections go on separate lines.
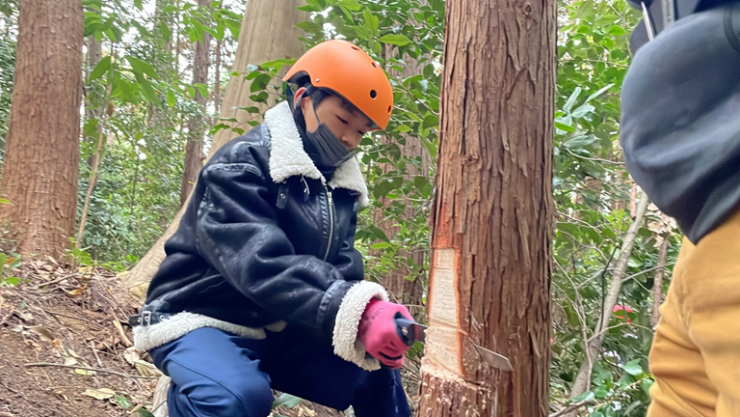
323, 183, 334, 261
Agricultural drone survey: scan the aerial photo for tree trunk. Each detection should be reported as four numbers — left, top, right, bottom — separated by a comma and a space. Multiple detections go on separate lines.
0, 0, 83, 261
651, 232, 670, 328
416, 0, 555, 414
122, 0, 308, 300
214, 37, 222, 116
84, 34, 102, 168
180, 0, 212, 206
568, 193, 650, 401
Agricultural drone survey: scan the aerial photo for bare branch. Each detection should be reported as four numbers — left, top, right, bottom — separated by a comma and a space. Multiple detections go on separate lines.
568, 191, 650, 401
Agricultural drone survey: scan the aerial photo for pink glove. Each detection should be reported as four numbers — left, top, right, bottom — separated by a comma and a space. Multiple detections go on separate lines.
358, 299, 413, 369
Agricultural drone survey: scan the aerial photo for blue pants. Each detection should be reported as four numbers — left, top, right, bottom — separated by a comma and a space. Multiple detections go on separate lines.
149, 326, 411, 417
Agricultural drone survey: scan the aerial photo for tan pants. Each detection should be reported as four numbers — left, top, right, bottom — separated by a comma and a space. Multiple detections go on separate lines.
648, 211, 740, 416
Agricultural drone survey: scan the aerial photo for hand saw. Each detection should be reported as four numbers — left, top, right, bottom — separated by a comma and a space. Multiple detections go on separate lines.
395, 317, 513, 372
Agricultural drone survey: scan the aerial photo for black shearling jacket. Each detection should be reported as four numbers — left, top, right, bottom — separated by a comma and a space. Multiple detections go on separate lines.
131, 102, 389, 371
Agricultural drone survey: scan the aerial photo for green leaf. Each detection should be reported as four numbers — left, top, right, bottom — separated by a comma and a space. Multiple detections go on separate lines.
608, 25, 627, 36
339, 0, 361, 10
115, 395, 133, 409
134, 0, 143, 10
362, 8, 379, 35
167, 90, 176, 108
563, 134, 597, 149
160, 20, 172, 42
136, 408, 155, 417
555, 122, 575, 133
126, 56, 159, 80
135, 73, 160, 104
623, 359, 644, 376
379, 34, 413, 47
422, 114, 438, 130
194, 83, 209, 99
297, 21, 323, 33
641, 378, 655, 396
89, 56, 111, 81
371, 242, 392, 250
571, 103, 595, 119
0, 198, 9, 205
3, 277, 20, 286
563, 87, 581, 113
585, 83, 615, 103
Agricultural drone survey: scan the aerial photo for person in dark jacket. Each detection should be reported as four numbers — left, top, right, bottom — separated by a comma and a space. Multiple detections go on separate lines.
620, 1, 740, 415
130, 39, 414, 417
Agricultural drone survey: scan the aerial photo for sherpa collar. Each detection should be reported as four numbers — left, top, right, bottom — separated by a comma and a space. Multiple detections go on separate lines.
264, 101, 369, 208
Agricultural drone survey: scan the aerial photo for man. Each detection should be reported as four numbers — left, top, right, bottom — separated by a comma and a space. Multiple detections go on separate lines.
620, 1, 740, 414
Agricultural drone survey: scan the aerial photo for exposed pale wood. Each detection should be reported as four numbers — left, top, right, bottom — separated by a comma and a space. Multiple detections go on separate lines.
416, 0, 556, 414
0, 0, 84, 261
122, 0, 308, 300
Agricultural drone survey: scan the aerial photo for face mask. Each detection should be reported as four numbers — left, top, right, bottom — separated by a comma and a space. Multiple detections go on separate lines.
304, 106, 354, 168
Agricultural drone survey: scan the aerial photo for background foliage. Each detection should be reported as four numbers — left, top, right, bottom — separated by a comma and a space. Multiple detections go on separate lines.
0, 0, 683, 415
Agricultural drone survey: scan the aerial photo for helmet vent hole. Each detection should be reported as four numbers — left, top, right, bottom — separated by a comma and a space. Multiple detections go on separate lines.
370, 90, 377, 99
388, 105, 391, 113
371, 62, 377, 68
351, 46, 360, 51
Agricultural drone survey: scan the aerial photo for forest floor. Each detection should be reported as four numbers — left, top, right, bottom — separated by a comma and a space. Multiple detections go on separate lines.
0, 261, 371, 417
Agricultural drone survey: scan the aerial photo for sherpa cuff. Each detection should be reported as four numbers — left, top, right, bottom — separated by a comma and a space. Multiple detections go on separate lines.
332, 281, 389, 371
132, 312, 268, 352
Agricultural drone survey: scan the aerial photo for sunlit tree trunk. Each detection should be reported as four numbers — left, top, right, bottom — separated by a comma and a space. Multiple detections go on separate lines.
0, 0, 83, 261
416, 0, 555, 414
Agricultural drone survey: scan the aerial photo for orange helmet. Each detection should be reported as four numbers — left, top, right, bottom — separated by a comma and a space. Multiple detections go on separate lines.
283, 39, 394, 130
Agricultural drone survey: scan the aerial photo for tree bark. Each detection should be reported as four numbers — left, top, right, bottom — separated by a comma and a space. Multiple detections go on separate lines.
180, 0, 212, 207
416, 0, 555, 414
84, 33, 102, 168
214, 37, 222, 117
651, 232, 670, 328
0, 0, 83, 261
122, 0, 308, 300
568, 192, 650, 401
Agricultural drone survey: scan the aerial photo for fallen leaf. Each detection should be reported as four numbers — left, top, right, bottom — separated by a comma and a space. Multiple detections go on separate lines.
83, 388, 115, 400
68, 348, 80, 358
111, 317, 133, 347
134, 360, 162, 377
75, 368, 96, 376
123, 347, 140, 365
64, 357, 78, 366
64, 284, 88, 298
137, 408, 156, 417
114, 394, 133, 409
27, 326, 54, 341
51, 338, 64, 352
